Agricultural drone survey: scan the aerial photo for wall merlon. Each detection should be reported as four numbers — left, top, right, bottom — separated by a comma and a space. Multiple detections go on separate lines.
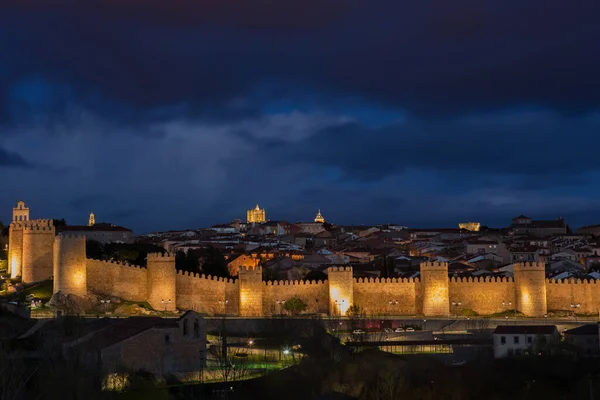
514, 261, 545, 270
420, 261, 449, 269
147, 252, 174, 260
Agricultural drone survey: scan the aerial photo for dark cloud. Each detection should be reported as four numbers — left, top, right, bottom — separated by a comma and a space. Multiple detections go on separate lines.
0, 147, 31, 168
1, 1, 600, 231
1, 0, 600, 126
255, 112, 600, 185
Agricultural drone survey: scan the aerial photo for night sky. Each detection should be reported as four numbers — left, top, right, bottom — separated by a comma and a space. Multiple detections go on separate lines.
1, 0, 600, 233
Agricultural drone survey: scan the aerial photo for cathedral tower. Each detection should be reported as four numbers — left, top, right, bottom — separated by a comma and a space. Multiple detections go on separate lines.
247, 204, 266, 224
314, 209, 325, 223
88, 211, 95, 226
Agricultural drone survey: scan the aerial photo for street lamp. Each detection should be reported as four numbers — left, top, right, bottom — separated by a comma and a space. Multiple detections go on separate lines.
100, 299, 111, 314
218, 299, 228, 315
161, 299, 171, 314
388, 300, 398, 316
276, 300, 285, 316
451, 301, 461, 318
502, 301, 513, 319
423, 319, 427, 331
571, 303, 581, 322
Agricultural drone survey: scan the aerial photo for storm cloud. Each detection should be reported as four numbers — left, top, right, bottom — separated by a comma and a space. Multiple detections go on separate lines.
1, 0, 599, 231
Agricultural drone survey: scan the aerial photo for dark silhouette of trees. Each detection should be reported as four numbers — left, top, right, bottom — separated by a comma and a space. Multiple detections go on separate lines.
52, 218, 67, 228
303, 270, 328, 282
201, 246, 229, 278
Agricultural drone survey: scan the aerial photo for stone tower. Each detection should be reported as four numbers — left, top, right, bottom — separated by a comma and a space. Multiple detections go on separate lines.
147, 253, 177, 312
88, 212, 95, 226
247, 204, 266, 224
53, 234, 87, 297
8, 221, 24, 278
514, 262, 547, 317
420, 261, 450, 316
238, 265, 263, 316
328, 266, 353, 315
8, 201, 30, 278
22, 219, 55, 283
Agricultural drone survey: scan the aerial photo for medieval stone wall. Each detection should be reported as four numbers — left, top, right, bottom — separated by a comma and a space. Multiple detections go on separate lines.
22, 220, 55, 283
262, 280, 329, 316
176, 271, 239, 315
8, 222, 24, 278
53, 234, 87, 297
353, 277, 418, 315
546, 279, 599, 314
238, 266, 263, 317
448, 277, 516, 315
86, 259, 148, 302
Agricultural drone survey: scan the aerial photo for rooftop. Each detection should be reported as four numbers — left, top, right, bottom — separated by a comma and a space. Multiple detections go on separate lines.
493, 325, 557, 335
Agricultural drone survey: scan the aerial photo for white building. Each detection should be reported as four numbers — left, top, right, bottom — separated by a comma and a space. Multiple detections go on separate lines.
493, 325, 559, 358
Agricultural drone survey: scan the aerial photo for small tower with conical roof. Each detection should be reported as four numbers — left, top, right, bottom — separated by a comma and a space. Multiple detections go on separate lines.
88, 211, 95, 227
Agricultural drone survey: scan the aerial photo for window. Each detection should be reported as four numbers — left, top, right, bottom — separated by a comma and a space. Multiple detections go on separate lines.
165, 334, 171, 344
500, 336, 506, 345
194, 319, 200, 337
514, 336, 519, 344
527, 336, 532, 344
183, 319, 189, 336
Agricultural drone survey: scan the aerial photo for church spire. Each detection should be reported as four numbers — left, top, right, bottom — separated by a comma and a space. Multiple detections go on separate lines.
88, 211, 95, 226
314, 209, 325, 223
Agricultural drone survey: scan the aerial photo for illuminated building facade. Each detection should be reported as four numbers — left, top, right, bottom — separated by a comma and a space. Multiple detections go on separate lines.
247, 204, 266, 224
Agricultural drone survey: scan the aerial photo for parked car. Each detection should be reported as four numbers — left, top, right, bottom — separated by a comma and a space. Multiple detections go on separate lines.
353, 329, 365, 334
395, 327, 405, 333
406, 327, 415, 332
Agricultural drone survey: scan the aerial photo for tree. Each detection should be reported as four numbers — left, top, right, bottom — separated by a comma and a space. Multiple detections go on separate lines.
85, 240, 103, 260
52, 219, 67, 228
201, 246, 229, 278
303, 270, 328, 282
283, 297, 308, 316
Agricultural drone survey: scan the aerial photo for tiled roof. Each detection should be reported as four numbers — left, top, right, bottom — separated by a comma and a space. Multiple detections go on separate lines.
565, 324, 599, 336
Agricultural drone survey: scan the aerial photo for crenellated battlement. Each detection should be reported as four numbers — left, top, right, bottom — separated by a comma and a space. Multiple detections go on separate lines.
514, 262, 545, 270
547, 278, 598, 285
264, 279, 327, 286
56, 234, 87, 241
450, 276, 514, 284
328, 266, 352, 273
420, 261, 449, 269
239, 265, 262, 272
176, 269, 236, 283
23, 219, 55, 232
147, 252, 174, 260
87, 258, 146, 270
355, 277, 418, 284
9, 221, 24, 229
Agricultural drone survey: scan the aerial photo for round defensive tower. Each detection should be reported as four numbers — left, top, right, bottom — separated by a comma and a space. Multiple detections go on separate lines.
420, 261, 450, 317
53, 234, 87, 297
514, 262, 547, 317
8, 222, 24, 278
146, 252, 177, 312
22, 219, 55, 283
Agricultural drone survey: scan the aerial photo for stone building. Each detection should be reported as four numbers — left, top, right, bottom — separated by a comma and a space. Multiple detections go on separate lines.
59, 222, 133, 244
247, 204, 266, 224
67, 311, 206, 379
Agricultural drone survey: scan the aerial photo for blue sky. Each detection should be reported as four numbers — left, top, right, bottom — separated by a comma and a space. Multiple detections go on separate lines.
1, 0, 600, 232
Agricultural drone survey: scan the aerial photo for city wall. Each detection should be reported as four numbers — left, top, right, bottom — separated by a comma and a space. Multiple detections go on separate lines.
7, 208, 600, 317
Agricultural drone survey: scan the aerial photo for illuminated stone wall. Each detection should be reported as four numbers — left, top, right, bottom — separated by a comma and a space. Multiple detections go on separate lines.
22, 220, 55, 283
353, 277, 418, 315
546, 279, 599, 314
8, 222, 24, 278
263, 280, 329, 316
147, 253, 177, 312
53, 234, 87, 297
176, 271, 239, 315
86, 259, 148, 302
238, 265, 263, 316
420, 262, 450, 316
328, 266, 354, 315
514, 262, 547, 317
448, 277, 516, 315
